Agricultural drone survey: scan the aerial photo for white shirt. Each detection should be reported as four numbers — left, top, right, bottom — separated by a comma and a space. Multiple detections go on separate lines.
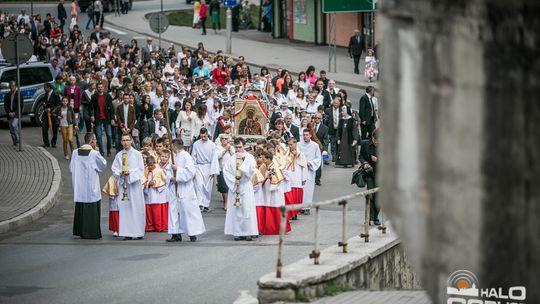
123, 104, 129, 127
306, 101, 320, 115
69, 146, 107, 203
332, 107, 340, 129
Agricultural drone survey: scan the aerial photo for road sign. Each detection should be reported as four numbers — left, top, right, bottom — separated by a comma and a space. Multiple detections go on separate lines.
1, 33, 33, 65
224, 0, 238, 7
149, 13, 169, 34
322, 0, 378, 13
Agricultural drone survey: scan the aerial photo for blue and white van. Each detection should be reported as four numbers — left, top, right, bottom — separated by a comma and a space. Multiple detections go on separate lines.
0, 62, 55, 126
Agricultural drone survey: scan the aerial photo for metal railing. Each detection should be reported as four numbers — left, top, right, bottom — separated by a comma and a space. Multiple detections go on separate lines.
275, 188, 382, 278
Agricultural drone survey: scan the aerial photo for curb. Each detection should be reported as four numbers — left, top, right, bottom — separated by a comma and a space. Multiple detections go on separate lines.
0, 147, 62, 234
105, 17, 369, 90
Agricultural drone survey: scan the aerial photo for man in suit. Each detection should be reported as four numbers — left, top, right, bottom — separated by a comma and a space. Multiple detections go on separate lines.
57, 0, 67, 33
141, 37, 154, 62
284, 114, 300, 142
40, 82, 61, 147
90, 25, 103, 42
348, 29, 364, 74
358, 86, 377, 139
312, 113, 328, 186
359, 129, 379, 225
3, 81, 23, 146
115, 93, 137, 151
146, 108, 167, 138
90, 81, 115, 156
324, 98, 341, 162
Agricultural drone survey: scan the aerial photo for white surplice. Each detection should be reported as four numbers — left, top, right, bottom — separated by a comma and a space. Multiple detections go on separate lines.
223, 152, 258, 237
70, 145, 107, 203
112, 148, 146, 238
168, 150, 206, 236
191, 139, 220, 208
298, 140, 322, 207
287, 149, 307, 188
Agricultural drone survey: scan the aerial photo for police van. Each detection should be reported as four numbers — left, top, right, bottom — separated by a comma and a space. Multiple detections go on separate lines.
0, 61, 55, 126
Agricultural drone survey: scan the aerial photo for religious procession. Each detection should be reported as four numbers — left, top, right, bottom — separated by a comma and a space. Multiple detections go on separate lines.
70, 73, 372, 243
0, 7, 379, 244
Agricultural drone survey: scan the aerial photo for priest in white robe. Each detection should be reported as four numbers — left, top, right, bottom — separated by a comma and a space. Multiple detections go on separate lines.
223, 137, 259, 241
298, 129, 322, 215
112, 134, 146, 240
167, 138, 206, 242
70, 132, 107, 239
191, 127, 220, 212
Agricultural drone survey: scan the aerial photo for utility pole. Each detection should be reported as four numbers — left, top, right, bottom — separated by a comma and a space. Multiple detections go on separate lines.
226, 6, 232, 54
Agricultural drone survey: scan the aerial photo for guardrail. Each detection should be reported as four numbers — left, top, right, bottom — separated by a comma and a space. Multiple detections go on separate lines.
275, 188, 382, 278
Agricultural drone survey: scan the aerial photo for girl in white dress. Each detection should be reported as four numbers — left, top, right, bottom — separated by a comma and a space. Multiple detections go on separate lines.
176, 99, 195, 151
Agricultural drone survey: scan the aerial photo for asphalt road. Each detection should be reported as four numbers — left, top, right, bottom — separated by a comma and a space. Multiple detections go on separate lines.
0, 4, 369, 303
0, 127, 369, 304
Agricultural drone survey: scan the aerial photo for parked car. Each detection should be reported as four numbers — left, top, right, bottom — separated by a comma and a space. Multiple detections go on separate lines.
0, 62, 55, 126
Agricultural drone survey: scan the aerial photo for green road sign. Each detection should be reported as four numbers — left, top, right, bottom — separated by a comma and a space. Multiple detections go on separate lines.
322, 0, 378, 13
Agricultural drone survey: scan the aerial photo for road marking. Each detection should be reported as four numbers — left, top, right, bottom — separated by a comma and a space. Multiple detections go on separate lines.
103, 26, 127, 35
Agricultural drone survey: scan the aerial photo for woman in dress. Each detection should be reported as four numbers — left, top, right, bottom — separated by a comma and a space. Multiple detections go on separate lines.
364, 49, 379, 82
336, 105, 359, 168
176, 99, 195, 151
294, 87, 307, 110
297, 71, 310, 93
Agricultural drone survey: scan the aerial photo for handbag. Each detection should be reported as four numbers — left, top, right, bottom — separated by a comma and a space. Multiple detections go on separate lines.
351, 168, 366, 188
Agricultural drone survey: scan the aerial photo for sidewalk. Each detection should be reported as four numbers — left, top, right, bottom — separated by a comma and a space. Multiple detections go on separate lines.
105, 5, 378, 89
0, 145, 61, 234
305, 290, 432, 304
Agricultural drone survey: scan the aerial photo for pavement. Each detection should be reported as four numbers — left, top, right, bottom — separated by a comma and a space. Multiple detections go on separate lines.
305, 290, 432, 304
103, 0, 378, 89
0, 118, 376, 304
0, 144, 61, 234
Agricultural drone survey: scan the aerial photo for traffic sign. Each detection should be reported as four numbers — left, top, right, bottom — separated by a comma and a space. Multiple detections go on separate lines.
322, 0, 378, 13
224, 0, 238, 7
1, 33, 33, 64
149, 13, 169, 34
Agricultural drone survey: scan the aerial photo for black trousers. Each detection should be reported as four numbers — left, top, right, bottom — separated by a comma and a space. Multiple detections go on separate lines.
315, 166, 322, 184
360, 123, 375, 140
329, 133, 338, 161
353, 54, 361, 73
200, 17, 207, 34
42, 115, 58, 146
365, 175, 379, 221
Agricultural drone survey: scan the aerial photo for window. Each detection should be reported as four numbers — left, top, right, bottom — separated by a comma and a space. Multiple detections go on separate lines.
20, 67, 53, 87
0, 69, 16, 83
0, 67, 52, 87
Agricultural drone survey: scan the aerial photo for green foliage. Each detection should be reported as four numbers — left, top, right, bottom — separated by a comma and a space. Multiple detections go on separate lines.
165, 5, 260, 29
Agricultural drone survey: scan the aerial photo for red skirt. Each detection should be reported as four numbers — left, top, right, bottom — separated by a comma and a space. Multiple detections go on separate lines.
109, 211, 119, 233
257, 206, 291, 235
285, 188, 304, 218
145, 203, 169, 232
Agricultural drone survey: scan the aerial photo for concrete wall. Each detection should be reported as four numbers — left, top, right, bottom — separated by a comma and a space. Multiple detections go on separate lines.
325, 12, 362, 47
378, 0, 540, 303
258, 243, 421, 303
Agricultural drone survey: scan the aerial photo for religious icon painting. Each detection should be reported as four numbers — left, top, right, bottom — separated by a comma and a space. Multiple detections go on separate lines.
234, 99, 269, 139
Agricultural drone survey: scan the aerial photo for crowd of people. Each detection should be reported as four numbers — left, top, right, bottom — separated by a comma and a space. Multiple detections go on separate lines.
1, 5, 381, 242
